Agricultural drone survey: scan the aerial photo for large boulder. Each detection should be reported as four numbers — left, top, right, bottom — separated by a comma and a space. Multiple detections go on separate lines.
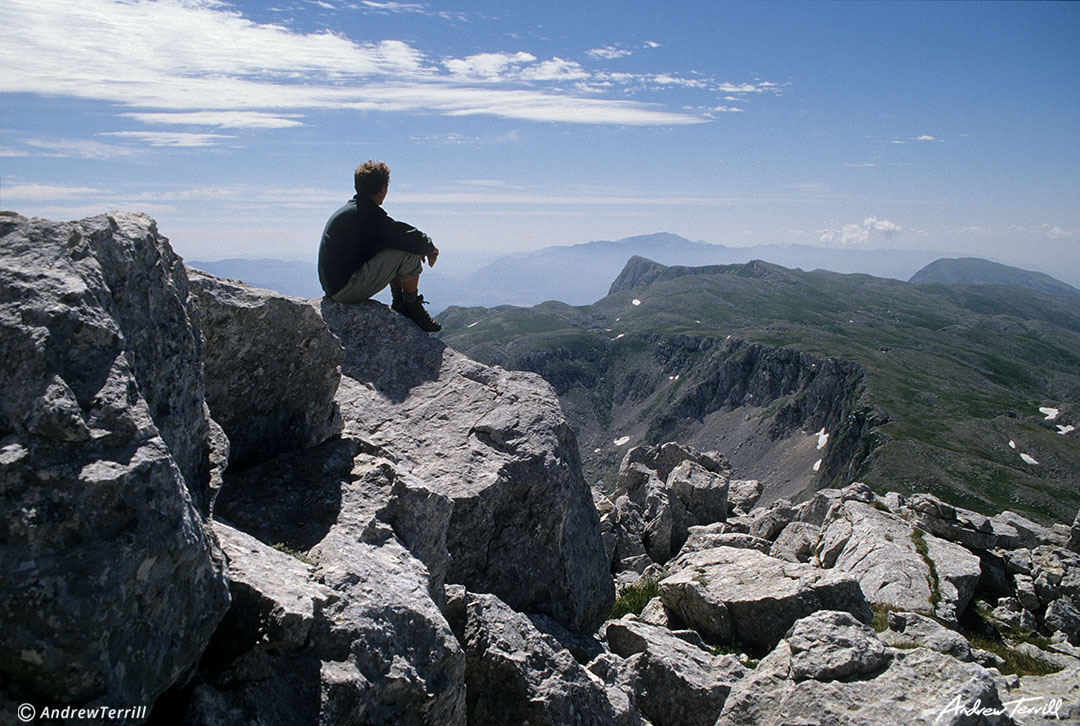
186, 269, 343, 471
608, 442, 731, 570
659, 547, 871, 651
319, 299, 614, 632
817, 500, 981, 623
186, 520, 467, 725
716, 611, 1016, 726
0, 213, 230, 707
602, 616, 747, 726
456, 592, 619, 726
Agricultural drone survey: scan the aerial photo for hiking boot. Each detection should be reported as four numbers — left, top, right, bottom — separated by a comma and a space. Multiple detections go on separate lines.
396, 294, 441, 332
390, 286, 404, 313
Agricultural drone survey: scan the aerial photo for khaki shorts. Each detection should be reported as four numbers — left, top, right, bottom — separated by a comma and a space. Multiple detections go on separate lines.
331, 249, 424, 303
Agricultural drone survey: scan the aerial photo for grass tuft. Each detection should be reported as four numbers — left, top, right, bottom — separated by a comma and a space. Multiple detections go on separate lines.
609, 577, 661, 620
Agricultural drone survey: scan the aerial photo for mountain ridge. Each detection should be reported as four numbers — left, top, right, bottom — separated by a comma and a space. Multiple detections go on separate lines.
911, 257, 1080, 297
438, 256, 1080, 523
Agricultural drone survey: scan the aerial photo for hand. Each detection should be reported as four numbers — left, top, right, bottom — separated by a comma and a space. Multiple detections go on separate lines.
426, 246, 439, 267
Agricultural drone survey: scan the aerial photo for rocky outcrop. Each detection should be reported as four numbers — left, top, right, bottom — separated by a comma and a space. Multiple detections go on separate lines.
716, 611, 1016, 726
187, 269, 343, 471
817, 499, 982, 623
600, 442, 731, 582
660, 546, 872, 651
0, 213, 230, 708
318, 299, 614, 632
454, 591, 618, 726
602, 616, 747, 726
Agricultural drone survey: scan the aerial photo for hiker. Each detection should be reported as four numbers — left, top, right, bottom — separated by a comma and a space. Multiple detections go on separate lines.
318, 160, 441, 332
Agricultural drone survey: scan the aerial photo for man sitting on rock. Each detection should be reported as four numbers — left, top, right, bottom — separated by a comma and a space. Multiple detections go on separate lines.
318, 160, 441, 332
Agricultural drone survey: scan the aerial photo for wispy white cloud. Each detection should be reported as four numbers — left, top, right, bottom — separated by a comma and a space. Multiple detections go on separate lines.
122, 111, 306, 129
445, 51, 537, 80
98, 131, 235, 147
0, 0, 781, 131
0, 0, 716, 129
819, 216, 902, 247
587, 45, 633, 60
2, 183, 111, 201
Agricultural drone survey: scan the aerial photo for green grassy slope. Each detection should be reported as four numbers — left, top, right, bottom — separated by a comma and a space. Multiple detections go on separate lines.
438, 259, 1080, 523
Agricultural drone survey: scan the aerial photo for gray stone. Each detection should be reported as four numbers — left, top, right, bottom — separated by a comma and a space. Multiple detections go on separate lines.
769, 521, 819, 563
0, 213, 230, 707
747, 498, 795, 541
1001, 665, 1080, 724
907, 492, 999, 550
187, 520, 467, 726
1068, 509, 1080, 553
320, 299, 614, 632
603, 616, 747, 726
817, 500, 981, 623
717, 642, 1016, 726
793, 488, 841, 527
783, 610, 886, 681
608, 442, 732, 569
881, 611, 973, 661
991, 511, 1059, 550
726, 479, 762, 515
676, 524, 772, 557
667, 459, 729, 525
1044, 598, 1080, 644
462, 592, 618, 726
1030, 546, 1080, 606
660, 547, 871, 651
186, 269, 343, 471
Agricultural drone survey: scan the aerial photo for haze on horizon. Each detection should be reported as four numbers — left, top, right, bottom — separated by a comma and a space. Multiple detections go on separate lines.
1, 0, 1077, 284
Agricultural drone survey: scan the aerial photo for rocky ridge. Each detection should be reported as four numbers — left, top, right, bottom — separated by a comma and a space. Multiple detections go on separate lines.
2, 212, 1079, 725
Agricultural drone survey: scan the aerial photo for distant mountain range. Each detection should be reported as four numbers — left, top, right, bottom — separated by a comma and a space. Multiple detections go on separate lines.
437, 256, 1080, 525
188, 233, 1080, 313
910, 257, 1080, 296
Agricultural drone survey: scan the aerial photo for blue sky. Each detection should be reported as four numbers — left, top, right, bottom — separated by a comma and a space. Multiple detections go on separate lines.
1, 0, 1078, 281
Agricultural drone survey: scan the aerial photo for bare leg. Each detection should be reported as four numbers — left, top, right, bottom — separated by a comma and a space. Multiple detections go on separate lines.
393, 276, 418, 294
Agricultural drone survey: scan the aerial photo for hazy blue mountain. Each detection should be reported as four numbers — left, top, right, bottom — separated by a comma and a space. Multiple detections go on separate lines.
187, 258, 323, 299
446, 233, 952, 309
910, 257, 1080, 297
186, 235, 1015, 312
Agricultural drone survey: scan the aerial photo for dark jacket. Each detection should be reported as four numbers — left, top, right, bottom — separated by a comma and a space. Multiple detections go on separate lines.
318, 195, 435, 297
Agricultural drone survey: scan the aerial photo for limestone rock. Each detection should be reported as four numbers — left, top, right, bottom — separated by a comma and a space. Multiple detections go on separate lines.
660, 547, 871, 651
769, 521, 819, 563
992, 511, 1060, 550
0, 213, 229, 707
880, 611, 973, 661
603, 616, 747, 726
185, 520, 467, 726
906, 492, 999, 550
1068, 510, 1080, 553
186, 269, 343, 470
817, 500, 981, 623
1001, 665, 1080, 724
718, 635, 1015, 726
783, 610, 886, 681
1030, 546, 1080, 606
461, 592, 618, 726
320, 299, 613, 632
1044, 598, 1080, 644
746, 498, 795, 541
608, 442, 732, 569
676, 523, 772, 557
726, 479, 762, 515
